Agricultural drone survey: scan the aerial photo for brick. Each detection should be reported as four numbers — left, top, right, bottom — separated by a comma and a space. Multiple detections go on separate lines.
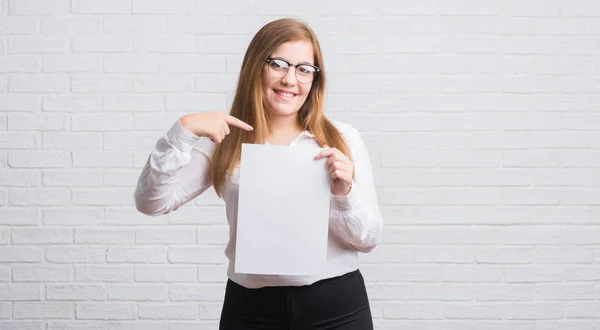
133, 0, 193, 14
13, 265, 73, 282
136, 228, 195, 244
42, 17, 101, 35
476, 284, 533, 301
103, 55, 159, 73
194, 74, 236, 93
0, 229, 8, 245
168, 247, 227, 264
71, 0, 132, 14
73, 152, 132, 168
103, 95, 163, 111
0, 55, 39, 72
9, 0, 69, 14
0, 247, 42, 262
43, 56, 102, 73
76, 303, 136, 320
71, 75, 133, 93
107, 284, 168, 301
165, 94, 226, 112
0, 93, 41, 111
160, 54, 225, 73
106, 247, 167, 263
445, 303, 503, 320
12, 227, 71, 244
535, 246, 595, 263
43, 133, 102, 151
72, 189, 134, 206
47, 284, 107, 301
0, 322, 43, 330
108, 322, 167, 330
72, 114, 133, 131
166, 16, 225, 35
134, 265, 197, 283
8, 113, 68, 130
133, 75, 193, 92
75, 266, 133, 282
105, 208, 168, 226
195, 35, 250, 54
138, 303, 197, 320
0, 17, 38, 34
0, 302, 10, 318
43, 170, 102, 187
44, 207, 104, 225
72, 36, 131, 53
8, 151, 69, 169
443, 265, 503, 283
0, 132, 39, 149
503, 303, 563, 320
8, 37, 69, 54
9, 188, 70, 206
46, 247, 106, 263
133, 36, 194, 53
383, 302, 445, 319
104, 16, 164, 34
132, 113, 181, 131
43, 95, 102, 112
8, 74, 69, 92
0, 208, 40, 225
75, 228, 134, 244
170, 283, 225, 301
0, 284, 42, 301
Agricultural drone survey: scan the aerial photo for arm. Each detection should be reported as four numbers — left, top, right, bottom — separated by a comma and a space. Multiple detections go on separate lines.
134, 119, 214, 216
329, 128, 383, 253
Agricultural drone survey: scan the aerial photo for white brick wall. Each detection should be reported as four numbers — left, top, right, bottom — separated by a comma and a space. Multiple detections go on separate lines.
0, 0, 599, 328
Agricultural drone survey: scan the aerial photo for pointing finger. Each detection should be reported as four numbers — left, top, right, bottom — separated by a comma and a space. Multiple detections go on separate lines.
225, 115, 253, 131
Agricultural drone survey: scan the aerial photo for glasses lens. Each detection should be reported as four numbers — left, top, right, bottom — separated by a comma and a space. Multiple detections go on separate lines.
296, 65, 316, 83
268, 59, 288, 78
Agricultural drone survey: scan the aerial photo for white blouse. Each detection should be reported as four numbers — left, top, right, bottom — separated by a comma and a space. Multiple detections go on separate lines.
134, 118, 383, 289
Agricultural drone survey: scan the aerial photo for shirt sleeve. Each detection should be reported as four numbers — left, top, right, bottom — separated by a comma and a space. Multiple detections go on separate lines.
329, 126, 383, 253
134, 119, 215, 216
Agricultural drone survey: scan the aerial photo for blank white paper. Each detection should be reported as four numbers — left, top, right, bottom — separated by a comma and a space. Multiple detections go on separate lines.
234, 143, 330, 276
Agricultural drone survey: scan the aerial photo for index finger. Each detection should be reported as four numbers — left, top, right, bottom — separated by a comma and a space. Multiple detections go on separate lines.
225, 115, 253, 131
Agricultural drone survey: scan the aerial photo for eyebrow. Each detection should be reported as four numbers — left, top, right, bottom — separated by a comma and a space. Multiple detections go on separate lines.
271, 56, 314, 66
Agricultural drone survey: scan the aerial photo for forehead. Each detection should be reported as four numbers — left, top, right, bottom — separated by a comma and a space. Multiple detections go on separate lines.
270, 40, 314, 64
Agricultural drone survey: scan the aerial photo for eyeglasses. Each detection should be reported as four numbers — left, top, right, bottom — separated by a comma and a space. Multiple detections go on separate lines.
265, 57, 320, 84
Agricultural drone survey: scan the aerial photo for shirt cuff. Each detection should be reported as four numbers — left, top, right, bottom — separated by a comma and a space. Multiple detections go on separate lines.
166, 119, 202, 153
331, 181, 360, 212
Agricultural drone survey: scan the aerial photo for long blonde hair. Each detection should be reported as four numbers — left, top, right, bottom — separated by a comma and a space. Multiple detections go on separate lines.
210, 18, 351, 197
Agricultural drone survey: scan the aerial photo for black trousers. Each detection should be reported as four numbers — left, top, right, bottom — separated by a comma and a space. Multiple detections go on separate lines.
219, 269, 373, 330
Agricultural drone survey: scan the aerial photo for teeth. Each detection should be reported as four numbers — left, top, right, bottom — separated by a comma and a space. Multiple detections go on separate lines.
276, 91, 294, 97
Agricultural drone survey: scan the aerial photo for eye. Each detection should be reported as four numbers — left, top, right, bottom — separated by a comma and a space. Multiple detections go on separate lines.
270, 59, 288, 70
297, 65, 315, 75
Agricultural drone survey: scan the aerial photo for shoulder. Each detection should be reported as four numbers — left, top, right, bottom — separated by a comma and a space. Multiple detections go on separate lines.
328, 118, 362, 142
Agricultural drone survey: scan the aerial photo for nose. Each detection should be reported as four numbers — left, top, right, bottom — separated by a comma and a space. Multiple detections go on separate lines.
280, 67, 297, 86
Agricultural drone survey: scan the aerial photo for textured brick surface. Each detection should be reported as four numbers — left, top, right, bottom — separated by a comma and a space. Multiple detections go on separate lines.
0, 0, 599, 328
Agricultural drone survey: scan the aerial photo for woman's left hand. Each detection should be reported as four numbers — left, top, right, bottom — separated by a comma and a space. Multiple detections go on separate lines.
314, 145, 354, 196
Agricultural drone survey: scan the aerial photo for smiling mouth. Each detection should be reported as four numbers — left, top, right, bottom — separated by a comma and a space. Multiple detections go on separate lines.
274, 89, 297, 98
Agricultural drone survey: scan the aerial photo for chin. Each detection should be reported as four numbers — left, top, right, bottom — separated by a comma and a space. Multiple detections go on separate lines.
270, 105, 300, 117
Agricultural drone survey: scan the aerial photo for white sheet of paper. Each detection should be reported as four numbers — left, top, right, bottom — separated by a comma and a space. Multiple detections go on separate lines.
234, 143, 330, 276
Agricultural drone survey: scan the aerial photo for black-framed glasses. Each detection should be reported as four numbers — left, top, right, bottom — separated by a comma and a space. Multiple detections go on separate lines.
265, 57, 320, 84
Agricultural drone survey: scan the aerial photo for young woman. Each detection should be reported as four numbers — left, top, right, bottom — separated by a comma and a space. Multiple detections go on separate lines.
134, 18, 383, 330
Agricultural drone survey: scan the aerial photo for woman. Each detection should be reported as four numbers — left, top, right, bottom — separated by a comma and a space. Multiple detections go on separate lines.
134, 18, 383, 329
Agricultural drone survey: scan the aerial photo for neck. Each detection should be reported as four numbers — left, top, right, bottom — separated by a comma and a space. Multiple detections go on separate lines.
267, 114, 303, 145
268, 114, 301, 136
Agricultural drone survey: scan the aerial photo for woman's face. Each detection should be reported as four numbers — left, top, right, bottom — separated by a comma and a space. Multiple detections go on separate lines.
261, 40, 316, 119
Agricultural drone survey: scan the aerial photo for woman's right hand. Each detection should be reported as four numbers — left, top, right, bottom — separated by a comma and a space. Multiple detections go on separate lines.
179, 112, 253, 143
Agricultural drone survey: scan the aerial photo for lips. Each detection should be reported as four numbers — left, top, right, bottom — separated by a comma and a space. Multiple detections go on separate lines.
274, 89, 297, 98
